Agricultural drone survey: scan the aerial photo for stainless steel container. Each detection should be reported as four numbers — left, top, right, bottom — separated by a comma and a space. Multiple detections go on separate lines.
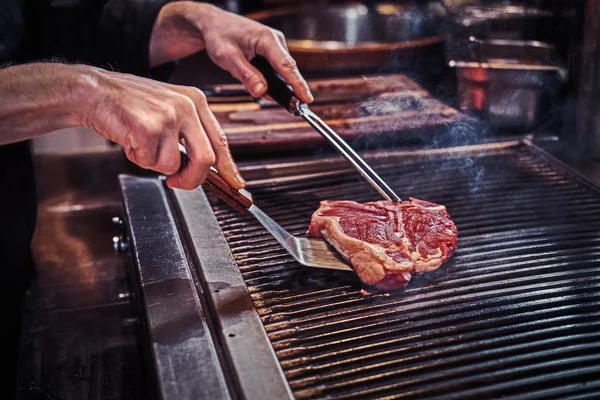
245, 2, 446, 73
445, 4, 555, 62
449, 39, 567, 132
448, 4, 554, 40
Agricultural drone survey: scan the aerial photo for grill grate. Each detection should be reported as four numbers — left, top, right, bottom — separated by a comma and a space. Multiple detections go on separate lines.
207, 143, 600, 400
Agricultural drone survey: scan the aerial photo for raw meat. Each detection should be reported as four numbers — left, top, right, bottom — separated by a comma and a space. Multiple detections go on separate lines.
307, 198, 458, 290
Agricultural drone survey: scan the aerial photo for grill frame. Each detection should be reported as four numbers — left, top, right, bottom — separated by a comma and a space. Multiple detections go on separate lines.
171, 187, 295, 400
121, 136, 600, 400
119, 176, 232, 400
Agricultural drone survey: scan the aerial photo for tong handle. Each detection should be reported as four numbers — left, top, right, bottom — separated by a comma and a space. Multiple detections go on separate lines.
251, 56, 296, 114
178, 144, 253, 213
205, 169, 253, 213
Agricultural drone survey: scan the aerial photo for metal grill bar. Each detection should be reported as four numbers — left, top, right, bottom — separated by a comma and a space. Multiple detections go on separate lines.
205, 142, 600, 399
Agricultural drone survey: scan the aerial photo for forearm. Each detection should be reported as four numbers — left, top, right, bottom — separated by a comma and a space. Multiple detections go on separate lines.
0, 61, 245, 190
0, 63, 95, 145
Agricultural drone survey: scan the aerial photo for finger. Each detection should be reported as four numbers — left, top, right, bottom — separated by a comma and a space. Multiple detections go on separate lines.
165, 103, 216, 190
209, 43, 267, 98
190, 89, 245, 189
256, 32, 313, 103
95, 72, 195, 180
154, 130, 182, 176
123, 130, 160, 171
274, 29, 289, 51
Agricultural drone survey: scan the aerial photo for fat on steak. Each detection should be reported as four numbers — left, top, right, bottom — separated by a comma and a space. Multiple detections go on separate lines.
307, 198, 458, 290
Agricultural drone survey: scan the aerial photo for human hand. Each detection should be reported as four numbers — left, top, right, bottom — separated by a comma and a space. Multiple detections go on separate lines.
83, 67, 245, 190
0, 63, 243, 191
149, 2, 313, 103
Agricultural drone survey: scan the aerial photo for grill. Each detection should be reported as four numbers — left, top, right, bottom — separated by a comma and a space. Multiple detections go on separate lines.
202, 140, 600, 400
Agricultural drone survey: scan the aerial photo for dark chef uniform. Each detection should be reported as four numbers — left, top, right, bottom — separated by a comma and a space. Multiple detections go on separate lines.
1, 0, 171, 396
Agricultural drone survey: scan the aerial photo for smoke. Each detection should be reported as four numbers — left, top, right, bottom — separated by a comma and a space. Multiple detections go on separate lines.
359, 93, 423, 116
432, 118, 489, 196
346, 76, 492, 198
353, 78, 487, 149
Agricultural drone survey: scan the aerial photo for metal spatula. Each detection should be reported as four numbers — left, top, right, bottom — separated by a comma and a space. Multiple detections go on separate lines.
178, 144, 352, 272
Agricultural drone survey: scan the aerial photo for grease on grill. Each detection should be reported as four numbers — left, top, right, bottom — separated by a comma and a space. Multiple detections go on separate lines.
207, 144, 600, 400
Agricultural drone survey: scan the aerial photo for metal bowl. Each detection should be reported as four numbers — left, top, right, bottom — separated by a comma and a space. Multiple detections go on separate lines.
246, 3, 446, 73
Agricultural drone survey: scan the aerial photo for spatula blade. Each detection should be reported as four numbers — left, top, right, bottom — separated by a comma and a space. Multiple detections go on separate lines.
248, 204, 353, 271
295, 237, 354, 271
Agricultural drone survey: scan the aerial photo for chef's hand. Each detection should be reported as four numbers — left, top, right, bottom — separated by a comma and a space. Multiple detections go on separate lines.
149, 1, 314, 103
0, 63, 244, 191
88, 67, 245, 190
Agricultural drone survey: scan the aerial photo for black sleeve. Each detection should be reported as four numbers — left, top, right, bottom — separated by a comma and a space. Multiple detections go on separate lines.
24, 0, 173, 78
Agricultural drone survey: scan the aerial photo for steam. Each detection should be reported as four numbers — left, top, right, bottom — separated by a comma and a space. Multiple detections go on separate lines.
359, 94, 423, 116
347, 76, 492, 198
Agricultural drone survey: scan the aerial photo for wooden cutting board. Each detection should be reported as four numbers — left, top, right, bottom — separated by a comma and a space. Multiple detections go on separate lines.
209, 74, 475, 156
206, 73, 425, 104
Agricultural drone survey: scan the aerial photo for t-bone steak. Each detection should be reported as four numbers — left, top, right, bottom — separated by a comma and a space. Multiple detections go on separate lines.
307, 198, 458, 290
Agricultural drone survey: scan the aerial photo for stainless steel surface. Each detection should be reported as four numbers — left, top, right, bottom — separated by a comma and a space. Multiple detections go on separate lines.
120, 176, 231, 400
447, 4, 553, 43
246, 3, 445, 72
289, 96, 302, 116
195, 137, 600, 399
449, 39, 567, 131
298, 103, 402, 203
251, 3, 439, 46
171, 188, 295, 400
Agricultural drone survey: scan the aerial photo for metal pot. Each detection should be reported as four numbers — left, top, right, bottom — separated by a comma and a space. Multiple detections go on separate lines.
245, 2, 447, 74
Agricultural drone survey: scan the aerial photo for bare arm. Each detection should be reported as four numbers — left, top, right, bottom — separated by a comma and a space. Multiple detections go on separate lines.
0, 63, 244, 190
149, 1, 314, 103
0, 64, 89, 144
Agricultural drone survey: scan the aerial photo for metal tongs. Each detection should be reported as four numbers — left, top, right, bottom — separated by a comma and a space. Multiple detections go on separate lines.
251, 56, 402, 203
